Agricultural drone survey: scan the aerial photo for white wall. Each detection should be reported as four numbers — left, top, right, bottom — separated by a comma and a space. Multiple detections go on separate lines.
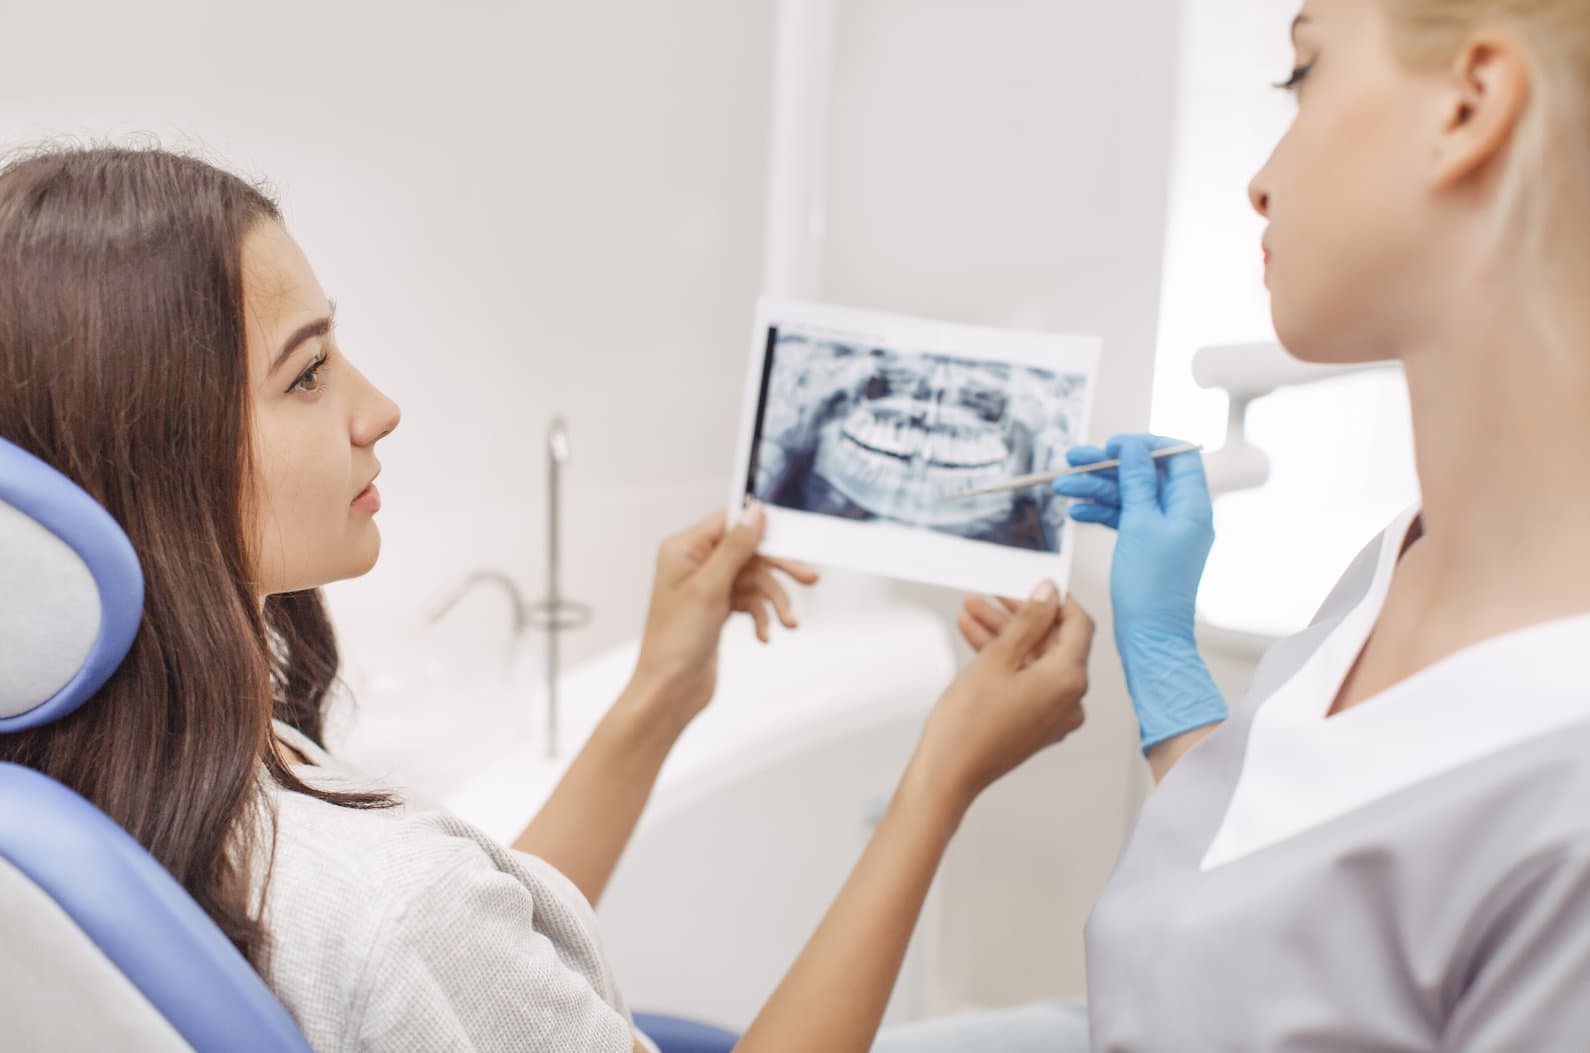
1, 0, 777, 690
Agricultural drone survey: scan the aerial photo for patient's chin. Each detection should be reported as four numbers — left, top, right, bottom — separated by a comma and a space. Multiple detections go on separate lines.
341, 526, 383, 580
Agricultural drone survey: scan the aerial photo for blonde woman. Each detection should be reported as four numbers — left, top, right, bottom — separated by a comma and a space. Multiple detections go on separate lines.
955, 0, 1590, 1047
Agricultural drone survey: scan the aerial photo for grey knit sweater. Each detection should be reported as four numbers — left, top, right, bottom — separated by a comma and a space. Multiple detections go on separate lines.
253, 720, 645, 1052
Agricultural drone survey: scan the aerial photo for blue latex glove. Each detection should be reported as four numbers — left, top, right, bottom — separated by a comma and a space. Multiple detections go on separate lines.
1054, 434, 1227, 752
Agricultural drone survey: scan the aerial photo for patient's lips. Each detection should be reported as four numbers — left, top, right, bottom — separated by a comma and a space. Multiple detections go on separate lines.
352, 482, 381, 513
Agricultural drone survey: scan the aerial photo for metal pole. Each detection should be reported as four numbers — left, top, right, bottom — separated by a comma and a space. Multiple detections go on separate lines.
546, 418, 570, 759
762, 0, 837, 299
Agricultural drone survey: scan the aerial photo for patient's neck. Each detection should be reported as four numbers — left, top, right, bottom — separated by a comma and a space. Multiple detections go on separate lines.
1399, 297, 1590, 627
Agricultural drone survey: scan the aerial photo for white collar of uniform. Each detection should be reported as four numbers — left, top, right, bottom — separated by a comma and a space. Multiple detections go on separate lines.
1202, 503, 1590, 870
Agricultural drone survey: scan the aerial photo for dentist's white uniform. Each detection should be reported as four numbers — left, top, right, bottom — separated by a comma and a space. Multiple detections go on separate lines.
1087, 505, 1590, 1049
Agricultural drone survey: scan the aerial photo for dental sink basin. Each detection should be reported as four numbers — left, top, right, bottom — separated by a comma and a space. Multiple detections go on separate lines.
333, 607, 958, 845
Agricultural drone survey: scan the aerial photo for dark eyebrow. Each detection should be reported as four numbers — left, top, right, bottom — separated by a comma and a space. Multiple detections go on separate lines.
268, 299, 337, 377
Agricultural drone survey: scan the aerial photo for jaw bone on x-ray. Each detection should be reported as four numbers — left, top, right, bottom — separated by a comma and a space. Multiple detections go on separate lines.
755, 339, 1078, 548
731, 300, 1101, 598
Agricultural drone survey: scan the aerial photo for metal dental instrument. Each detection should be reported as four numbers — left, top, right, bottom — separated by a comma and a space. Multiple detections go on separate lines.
945, 442, 1204, 500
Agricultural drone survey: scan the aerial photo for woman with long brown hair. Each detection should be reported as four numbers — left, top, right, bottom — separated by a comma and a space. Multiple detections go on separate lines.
0, 145, 1095, 1051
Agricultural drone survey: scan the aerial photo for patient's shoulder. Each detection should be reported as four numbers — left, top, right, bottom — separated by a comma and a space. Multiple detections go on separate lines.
260, 720, 497, 898
263, 778, 433, 893
256, 780, 614, 1048
264, 784, 579, 914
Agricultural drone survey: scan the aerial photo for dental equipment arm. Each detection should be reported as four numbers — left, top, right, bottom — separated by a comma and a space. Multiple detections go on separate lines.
1192, 341, 1397, 494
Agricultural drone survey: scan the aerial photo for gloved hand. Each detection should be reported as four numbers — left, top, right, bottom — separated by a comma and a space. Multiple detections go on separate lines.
1054, 434, 1227, 752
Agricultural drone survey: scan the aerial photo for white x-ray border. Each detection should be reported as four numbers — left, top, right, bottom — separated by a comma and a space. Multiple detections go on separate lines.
727, 297, 1103, 599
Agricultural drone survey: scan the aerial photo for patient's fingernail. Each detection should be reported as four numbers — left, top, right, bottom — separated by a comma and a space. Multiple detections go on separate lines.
744, 501, 764, 527
1030, 579, 1058, 603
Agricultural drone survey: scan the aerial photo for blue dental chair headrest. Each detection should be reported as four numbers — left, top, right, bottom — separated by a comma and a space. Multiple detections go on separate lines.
0, 435, 314, 1052
0, 437, 143, 730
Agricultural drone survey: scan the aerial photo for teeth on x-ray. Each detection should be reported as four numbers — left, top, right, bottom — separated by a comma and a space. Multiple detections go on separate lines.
749, 332, 1087, 552
839, 401, 1009, 469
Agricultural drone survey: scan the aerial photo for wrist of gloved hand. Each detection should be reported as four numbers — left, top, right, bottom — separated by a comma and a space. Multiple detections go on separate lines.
1117, 631, 1228, 754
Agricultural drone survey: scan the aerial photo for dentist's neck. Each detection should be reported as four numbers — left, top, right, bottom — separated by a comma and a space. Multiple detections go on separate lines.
1400, 291, 1590, 619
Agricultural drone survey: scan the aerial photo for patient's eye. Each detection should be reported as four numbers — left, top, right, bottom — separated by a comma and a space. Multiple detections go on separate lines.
289, 352, 329, 395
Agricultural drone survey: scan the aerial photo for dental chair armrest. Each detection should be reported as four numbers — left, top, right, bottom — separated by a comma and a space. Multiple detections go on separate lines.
634, 1011, 739, 1053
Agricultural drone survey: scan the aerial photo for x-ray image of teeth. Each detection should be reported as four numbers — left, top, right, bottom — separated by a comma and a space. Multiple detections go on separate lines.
746, 329, 1088, 553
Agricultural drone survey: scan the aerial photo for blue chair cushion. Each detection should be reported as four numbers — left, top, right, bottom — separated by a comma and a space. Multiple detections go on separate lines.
0, 437, 142, 731
634, 1011, 740, 1053
0, 762, 313, 1052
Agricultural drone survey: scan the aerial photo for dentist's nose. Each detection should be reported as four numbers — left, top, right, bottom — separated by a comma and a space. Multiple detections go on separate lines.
1248, 173, 1271, 219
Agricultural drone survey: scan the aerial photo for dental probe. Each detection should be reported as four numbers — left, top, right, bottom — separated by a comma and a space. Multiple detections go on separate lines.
945, 442, 1204, 500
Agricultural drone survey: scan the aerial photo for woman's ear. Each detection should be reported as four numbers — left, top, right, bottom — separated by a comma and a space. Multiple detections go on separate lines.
1432, 31, 1533, 192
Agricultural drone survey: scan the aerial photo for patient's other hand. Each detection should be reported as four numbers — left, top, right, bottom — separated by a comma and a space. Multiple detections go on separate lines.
917, 582, 1093, 808
629, 503, 819, 729
957, 594, 1046, 659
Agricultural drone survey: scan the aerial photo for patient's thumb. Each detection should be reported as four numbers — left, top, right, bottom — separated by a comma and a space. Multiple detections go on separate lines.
702, 501, 765, 589
994, 579, 1060, 662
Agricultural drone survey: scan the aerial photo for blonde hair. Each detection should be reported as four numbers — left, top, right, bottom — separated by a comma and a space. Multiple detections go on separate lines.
1383, 1, 1590, 344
